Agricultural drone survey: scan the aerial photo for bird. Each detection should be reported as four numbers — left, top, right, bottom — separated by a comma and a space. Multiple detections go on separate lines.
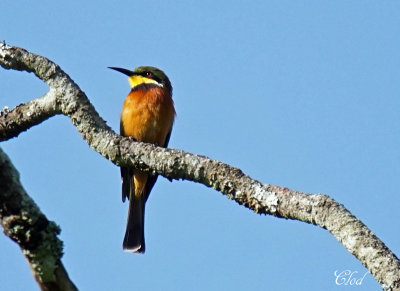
109, 66, 175, 253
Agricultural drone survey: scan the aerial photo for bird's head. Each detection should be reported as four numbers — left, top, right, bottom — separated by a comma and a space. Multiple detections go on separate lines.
109, 66, 172, 94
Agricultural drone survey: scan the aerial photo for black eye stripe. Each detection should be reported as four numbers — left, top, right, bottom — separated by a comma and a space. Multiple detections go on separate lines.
140, 72, 151, 77
141, 72, 161, 83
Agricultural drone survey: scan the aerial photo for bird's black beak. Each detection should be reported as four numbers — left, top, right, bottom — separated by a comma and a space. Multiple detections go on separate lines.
108, 67, 134, 76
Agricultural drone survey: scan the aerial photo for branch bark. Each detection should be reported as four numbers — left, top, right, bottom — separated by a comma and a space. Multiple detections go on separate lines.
0, 147, 77, 291
1, 43, 399, 290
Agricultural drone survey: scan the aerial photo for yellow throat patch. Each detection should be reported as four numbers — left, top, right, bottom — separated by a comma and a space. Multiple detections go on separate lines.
128, 75, 162, 89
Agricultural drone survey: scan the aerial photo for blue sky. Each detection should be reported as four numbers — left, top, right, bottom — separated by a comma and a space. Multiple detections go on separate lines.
1, 1, 399, 290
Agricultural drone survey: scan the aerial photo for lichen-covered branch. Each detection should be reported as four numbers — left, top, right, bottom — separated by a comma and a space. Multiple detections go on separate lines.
0, 147, 77, 291
1, 43, 399, 290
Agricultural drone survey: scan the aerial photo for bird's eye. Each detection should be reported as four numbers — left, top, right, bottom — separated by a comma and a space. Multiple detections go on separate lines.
146, 72, 153, 77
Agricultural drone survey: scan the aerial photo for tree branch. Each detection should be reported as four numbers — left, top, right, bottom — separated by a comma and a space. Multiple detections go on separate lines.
1, 43, 399, 290
0, 147, 77, 291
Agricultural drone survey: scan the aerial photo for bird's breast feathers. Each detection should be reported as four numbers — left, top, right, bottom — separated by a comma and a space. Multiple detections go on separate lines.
121, 87, 175, 145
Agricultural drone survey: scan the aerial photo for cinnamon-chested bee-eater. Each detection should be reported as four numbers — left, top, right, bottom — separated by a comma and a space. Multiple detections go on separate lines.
109, 66, 175, 253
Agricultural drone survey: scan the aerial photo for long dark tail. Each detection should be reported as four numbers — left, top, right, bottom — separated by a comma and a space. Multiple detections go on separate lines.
123, 193, 146, 253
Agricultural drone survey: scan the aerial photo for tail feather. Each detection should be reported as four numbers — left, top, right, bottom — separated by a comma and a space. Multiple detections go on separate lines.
123, 193, 146, 253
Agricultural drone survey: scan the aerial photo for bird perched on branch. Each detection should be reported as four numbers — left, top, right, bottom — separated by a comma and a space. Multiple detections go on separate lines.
109, 66, 175, 253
